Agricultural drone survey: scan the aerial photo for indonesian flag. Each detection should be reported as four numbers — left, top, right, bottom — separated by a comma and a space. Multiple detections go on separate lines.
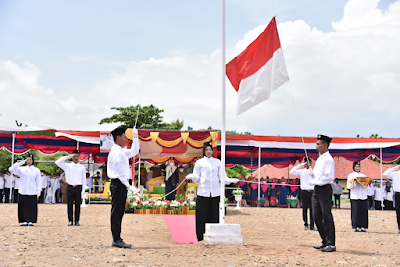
226, 17, 289, 115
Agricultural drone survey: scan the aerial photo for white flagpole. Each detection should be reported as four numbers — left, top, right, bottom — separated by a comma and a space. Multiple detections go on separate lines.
10, 132, 16, 202
258, 146, 261, 207
380, 148, 383, 209
219, 0, 226, 224
138, 157, 141, 190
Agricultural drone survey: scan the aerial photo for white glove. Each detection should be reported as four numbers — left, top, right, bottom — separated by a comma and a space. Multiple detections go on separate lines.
128, 186, 135, 192
231, 178, 239, 183
67, 154, 74, 159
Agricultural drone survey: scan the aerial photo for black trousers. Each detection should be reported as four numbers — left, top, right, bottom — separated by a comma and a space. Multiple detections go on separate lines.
334, 194, 341, 208
0, 188, 3, 203
312, 184, 335, 246
18, 194, 38, 223
302, 190, 314, 228
67, 185, 82, 222
110, 178, 127, 242
195, 195, 220, 241
395, 192, 400, 230
384, 200, 394, 210
38, 189, 46, 203
368, 196, 373, 209
4, 188, 11, 203
351, 199, 368, 228
13, 189, 19, 203
374, 200, 382, 210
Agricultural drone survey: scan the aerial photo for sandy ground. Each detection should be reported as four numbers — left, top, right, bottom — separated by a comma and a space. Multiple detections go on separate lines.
0, 202, 399, 267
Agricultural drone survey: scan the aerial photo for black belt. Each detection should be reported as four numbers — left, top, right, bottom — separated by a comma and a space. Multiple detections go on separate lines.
395, 192, 400, 195
302, 190, 313, 192
68, 184, 82, 188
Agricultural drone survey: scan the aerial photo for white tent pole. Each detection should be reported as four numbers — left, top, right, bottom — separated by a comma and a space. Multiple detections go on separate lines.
77, 141, 79, 150
219, 0, 226, 224
138, 157, 141, 190
380, 147, 383, 208
258, 146, 261, 207
10, 132, 16, 202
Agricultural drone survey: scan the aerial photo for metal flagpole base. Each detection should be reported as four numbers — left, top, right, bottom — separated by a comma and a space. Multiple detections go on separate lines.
203, 223, 243, 244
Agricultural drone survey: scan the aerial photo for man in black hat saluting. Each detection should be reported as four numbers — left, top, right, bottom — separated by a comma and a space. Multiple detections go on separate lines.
56, 149, 87, 226
309, 135, 336, 252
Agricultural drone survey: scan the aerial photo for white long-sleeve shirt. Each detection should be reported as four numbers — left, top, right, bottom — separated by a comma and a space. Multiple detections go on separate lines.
40, 174, 48, 189
188, 156, 238, 197
14, 176, 20, 190
384, 187, 394, 201
8, 161, 41, 196
0, 175, 4, 189
347, 171, 367, 200
331, 182, 343, 195
383, 165, 400, 193
309, 151, 335, 186
4, 174, 13, 188
107, 137, 140, 189
367, 184, 374, 196
374, 186, 384, 201
55, 156, 86, 193
289, 164, 314, 191
48, 177, 60, 189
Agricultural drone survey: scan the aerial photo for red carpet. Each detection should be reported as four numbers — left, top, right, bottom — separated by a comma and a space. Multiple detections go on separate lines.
162, 215, 198, 244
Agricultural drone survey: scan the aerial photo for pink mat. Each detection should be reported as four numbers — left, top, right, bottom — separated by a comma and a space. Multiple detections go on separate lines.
162, 215, 198, 244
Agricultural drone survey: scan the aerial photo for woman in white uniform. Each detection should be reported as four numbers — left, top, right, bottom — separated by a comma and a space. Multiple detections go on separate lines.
187, 142, 239, 241
9, 154, 41, 226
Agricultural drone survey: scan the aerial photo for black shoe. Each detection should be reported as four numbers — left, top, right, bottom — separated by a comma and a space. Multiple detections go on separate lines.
75, 221, 80, 226
112, 240, 132, 248
20, 222, 28, 226
360, 227, 366, 232
304, 225, 309, 230
355, 227, 360, 232
321, 245, 336, 252
28, 222, 34, 226
68, 221, 73, 226
313, 243, 326, 249
310, 227, 317, 231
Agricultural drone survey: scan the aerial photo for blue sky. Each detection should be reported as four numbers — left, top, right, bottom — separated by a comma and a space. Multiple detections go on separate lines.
0, 0, 399, 138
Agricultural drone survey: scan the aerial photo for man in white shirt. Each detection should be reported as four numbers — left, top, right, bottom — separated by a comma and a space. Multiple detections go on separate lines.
374, 182, 384, 210
290, 157, 315, 231
367, 183, 374, 210
4, 171, 13, 203
107, 127, 139, 248
383, 165, 400, 233
331, 178, 343, 209
13, 175, 20, 203
38, 172, 48, 203
0, 172, 5, 203
56, 150, 87, 226
86, 173, 93, 192
309, 135, 336, 252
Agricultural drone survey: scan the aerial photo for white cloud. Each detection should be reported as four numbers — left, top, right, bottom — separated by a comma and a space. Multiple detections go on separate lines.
1, 0, 400, 138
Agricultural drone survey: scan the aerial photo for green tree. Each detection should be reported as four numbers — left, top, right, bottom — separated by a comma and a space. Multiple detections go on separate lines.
99, 104, 183, 130
32, 150, 69, 175
0, 150, 26, 172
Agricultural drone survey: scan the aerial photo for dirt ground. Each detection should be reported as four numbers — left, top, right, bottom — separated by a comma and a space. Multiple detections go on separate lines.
0, 202, 399, 267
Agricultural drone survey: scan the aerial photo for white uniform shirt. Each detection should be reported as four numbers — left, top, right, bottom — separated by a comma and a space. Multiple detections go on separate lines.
55, 156, 87, 193
0, 175, 4, 189
189, 156, 238, 197
310, 151, 335, 186
384, 186, 394, 201
367, 184, 374, 196
40, 174, 48, 189
8, 162, 41, 196
4, 174, 13, 188
290, 164, 314, 191
331, 182, 343, 195
374, 186, 384, 201
86, 177, 93, 188
48, 177, 60, 189
14, 176, 20, 190
383, 166, 400, 193
107, 138, 140, 189
347, 171, 367, 200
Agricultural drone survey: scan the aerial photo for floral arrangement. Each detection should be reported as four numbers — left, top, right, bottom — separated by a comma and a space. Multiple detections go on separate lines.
124, 188, 195, 215
232, 189, 245, 196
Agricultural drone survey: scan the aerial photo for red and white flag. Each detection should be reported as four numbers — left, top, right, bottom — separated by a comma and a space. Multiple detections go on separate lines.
226, 17, 288, 115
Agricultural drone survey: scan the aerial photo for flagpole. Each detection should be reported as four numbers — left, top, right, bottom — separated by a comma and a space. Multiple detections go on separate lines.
219, 0, 226, 224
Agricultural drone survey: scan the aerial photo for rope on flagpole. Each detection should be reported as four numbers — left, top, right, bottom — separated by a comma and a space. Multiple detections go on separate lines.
277, 15, 310, 166
133, 0, 160, 128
